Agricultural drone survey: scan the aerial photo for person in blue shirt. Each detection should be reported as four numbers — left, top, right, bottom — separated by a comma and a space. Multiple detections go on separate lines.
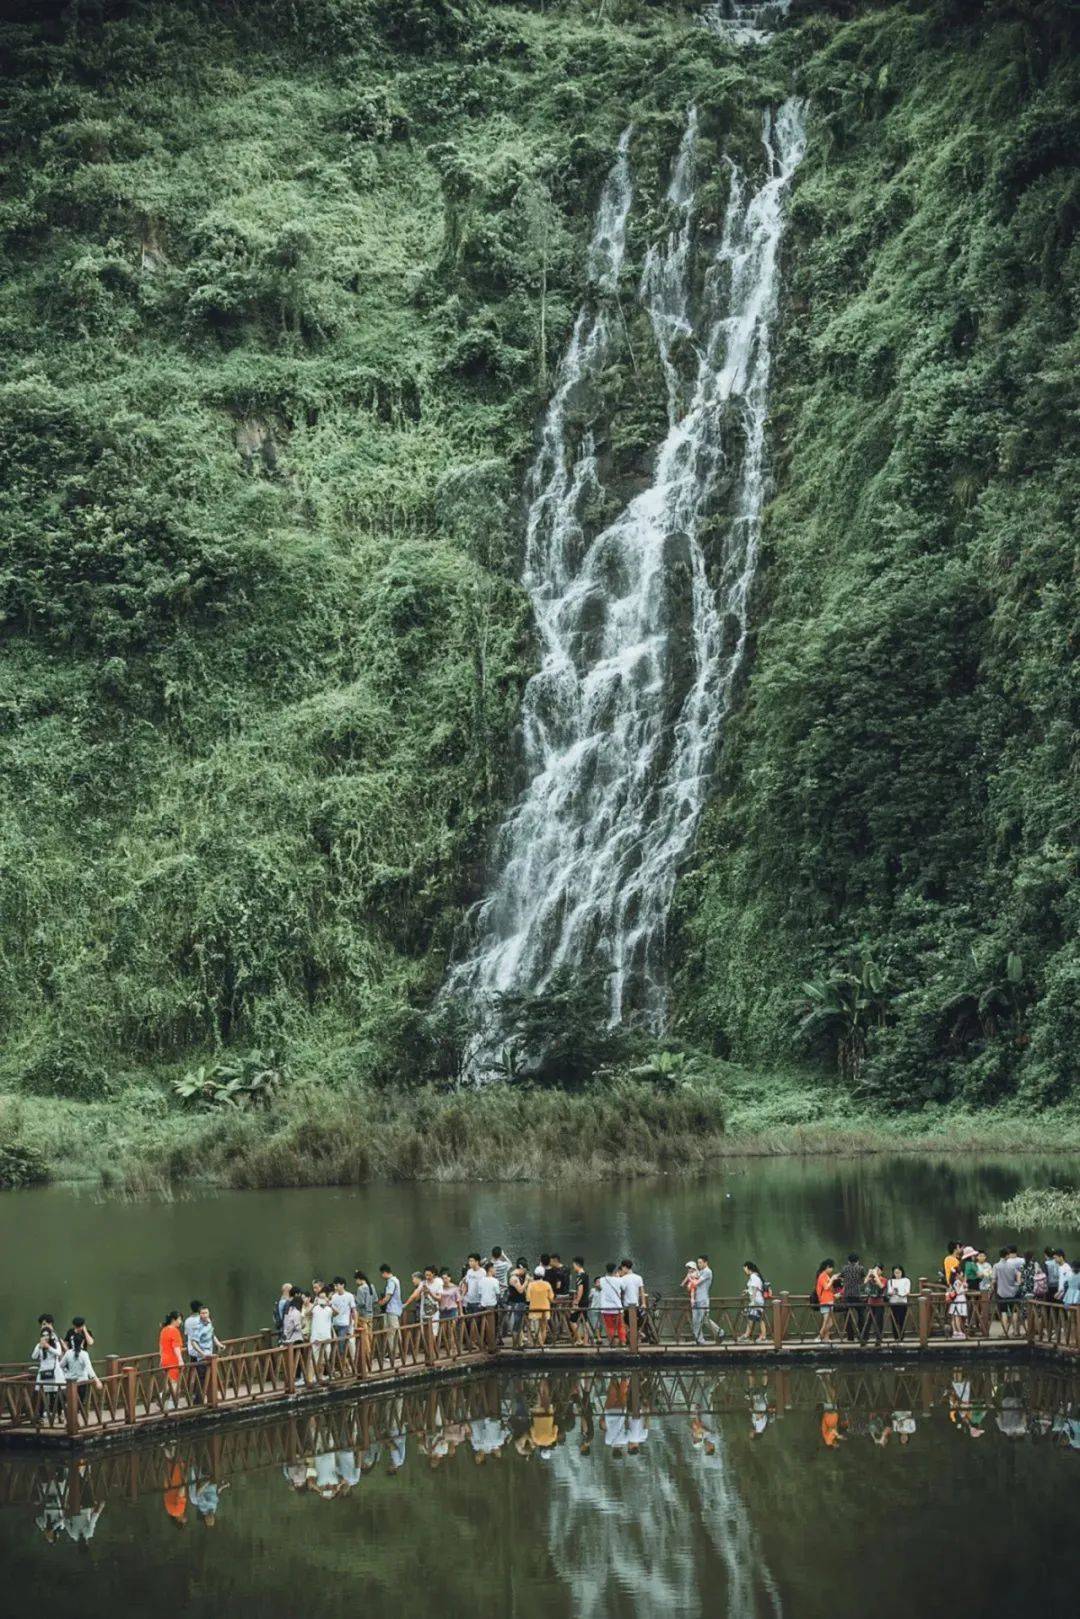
186, 1304, 224, 1403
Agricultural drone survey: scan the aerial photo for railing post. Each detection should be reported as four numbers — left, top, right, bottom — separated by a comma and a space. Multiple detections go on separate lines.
356, 1326, 369, 1381
918, 1282, 931, 1350
206, 1355, 218, 1410
106, 1355, 120, 1384
773, 1293, 789, 1351
628, 1307, 639, 1355
423, 1324, 437, 1366
1026, 1302, 1037, 1345
284, 1344, 297, 1392
123, 1363, 138, 1426
65, 1379, 80, 1439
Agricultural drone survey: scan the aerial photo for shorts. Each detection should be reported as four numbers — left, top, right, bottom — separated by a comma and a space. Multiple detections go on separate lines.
819, 1305, 833, 1315
747, 1308, 763, 1321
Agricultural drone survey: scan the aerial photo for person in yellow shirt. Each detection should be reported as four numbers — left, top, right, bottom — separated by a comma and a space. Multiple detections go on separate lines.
526, 1273, 555, 1345
943, 1242, 963, 1285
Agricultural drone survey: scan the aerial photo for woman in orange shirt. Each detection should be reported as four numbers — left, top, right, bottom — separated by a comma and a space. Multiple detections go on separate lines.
815, 1259, 838, 1342
159, 1310, 184, 1394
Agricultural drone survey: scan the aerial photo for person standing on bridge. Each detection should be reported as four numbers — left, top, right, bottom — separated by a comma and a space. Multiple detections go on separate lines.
32, 1316, 66, 1421
526, 1266, 555, 1345
478, 1261, 501, 1318
159, 1310, 184, 1390
309, 1290, 334, 1375
354, 1270, 375, 1327
740, 1261, 769, 1344
691, 1256, 723, 1344
186, 1304, 224, 1402
599, 1261, 627, 1345
569, 1258, 590, 1345
838, 1254, 865, 1342
274, 1283, 294, 1341
815, 1260, 838, 1341
60, 1336, 102, 1405
462, 1254, 485, 1317
619, 1259, 646, 1342
330, 1278, 356, 1348
378, 1264, 403, 1354
886, 1267, 911, 1340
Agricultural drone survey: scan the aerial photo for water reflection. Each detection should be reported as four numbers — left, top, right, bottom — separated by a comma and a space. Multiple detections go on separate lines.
3, 1366, 1076, 1569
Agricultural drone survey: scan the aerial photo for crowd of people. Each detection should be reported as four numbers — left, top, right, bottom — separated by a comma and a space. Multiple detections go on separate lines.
24, 1235, 1080, 1410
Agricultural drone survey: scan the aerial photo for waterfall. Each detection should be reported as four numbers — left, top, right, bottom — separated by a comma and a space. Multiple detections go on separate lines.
702, 0, 792, 47
448, 102, 806, 1059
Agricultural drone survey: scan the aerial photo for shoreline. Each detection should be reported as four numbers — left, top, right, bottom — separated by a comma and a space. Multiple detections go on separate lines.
3, 1072, 1079, 1197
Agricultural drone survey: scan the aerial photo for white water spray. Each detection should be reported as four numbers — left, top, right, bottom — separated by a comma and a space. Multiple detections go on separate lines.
448, 102, 806, 1055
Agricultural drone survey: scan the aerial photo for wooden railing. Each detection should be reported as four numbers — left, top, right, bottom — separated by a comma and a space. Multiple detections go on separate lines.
3, 1357, 1077, 1509
2, 1290, 1076, 1443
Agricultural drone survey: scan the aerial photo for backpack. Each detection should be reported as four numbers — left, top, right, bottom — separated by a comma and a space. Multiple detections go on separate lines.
1033, 1268, 1048, 1299
761, 1277, 773, 1302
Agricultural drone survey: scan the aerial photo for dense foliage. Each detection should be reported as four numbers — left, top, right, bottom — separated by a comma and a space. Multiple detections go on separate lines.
0, 0, 1075, 1137
674, 0, 1079, 1106
0, 0, 777, 1106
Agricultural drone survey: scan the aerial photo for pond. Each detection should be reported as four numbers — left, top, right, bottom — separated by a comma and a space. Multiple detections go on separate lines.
1, 1153, 1075, 1362
2, 1153, 1078, 1617
0, 1364, 1076, 1617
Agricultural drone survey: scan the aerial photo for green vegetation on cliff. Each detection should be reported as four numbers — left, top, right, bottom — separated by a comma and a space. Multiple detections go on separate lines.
0, 1, 1076, 1184
673, 0, 1079, 1109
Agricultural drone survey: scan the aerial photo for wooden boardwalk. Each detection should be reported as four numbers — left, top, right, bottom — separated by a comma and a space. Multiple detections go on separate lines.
3, 1291, 1077, 1450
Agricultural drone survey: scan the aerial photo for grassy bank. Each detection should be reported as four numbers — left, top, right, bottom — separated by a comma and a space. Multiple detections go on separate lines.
2, 1067, 1078, 1198
980, 1186, 1080, 1231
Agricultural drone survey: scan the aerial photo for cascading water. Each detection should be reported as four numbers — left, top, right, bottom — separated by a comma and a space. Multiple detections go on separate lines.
447, 101, 806, 1060
702, 0, 792, 47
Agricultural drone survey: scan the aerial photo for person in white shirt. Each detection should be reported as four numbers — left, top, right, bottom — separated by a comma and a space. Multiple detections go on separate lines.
740, 1261, 768, 1343
619, 1258, 646, 1342
60, 1343, 102, 1412
598, 1262, 627, 1345
1054, 1250, 1074, 1301
330, 1278, 356, 1345
490, 1246, 512, 1292
626, 1410, 649, 1454
463, 1254, 485, 1315
404, 1267, 444, 1338
309, 1291, 334, 1375
886, 1266, 912, 1340
32, 1317, 66, 1420
478, 1263, 501, 1312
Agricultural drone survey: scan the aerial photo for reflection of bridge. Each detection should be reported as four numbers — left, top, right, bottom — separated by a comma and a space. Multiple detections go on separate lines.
3, 1294, 1077, 1448
1, 1364, 1076, 1512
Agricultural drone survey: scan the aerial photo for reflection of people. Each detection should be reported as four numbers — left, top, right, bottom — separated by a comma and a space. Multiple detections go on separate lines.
163, 1450, 188, 1526
891, 1408, 916, 1445
35, 1475, 67, 1543
188, 1465, 229, 1526
820, 1407, 845, 1447
530, 1379, 559, 1455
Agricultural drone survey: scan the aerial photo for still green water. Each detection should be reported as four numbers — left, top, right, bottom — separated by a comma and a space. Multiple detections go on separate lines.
1, 1154, 1076, 1361
2, 1155, 1078, 1617
0, 1365, 1076, 1617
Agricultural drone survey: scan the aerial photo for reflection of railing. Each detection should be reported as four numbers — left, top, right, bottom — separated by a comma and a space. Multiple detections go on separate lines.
2, 1290, 1076, 1445
2, 1360, 1077, 1513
